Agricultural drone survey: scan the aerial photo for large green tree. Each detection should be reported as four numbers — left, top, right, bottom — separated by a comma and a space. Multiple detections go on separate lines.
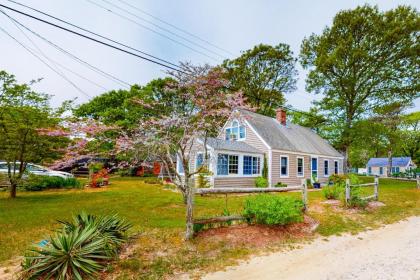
0, 71, 68, 198
300, 5, 420, 172
222, 44, 298, 116
400, 111, 420, 164
74, 77, 177, 129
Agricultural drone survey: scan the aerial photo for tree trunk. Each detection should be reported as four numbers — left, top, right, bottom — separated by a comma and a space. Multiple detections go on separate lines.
387, 149, 392, 177
185, 185, 195, 240
10, 182, 17, 198
343, 145, 350, 174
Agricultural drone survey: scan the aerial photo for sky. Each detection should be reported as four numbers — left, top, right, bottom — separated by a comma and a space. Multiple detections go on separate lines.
0, 0, 419, 112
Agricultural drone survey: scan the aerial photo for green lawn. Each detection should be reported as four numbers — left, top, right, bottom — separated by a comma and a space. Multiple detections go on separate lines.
0, 176, 418, 278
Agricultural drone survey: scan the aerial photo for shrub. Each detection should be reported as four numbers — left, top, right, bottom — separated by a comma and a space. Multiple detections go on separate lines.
22, 213, 132, 280
88, 162, 104, 174
348, 173, 361, 185
322, 184, 343, 200
274, 182, 287, 188
328, 174, 347, 185
255, 176, 268, 188
306, 178, 313, 189
243, 195, 304, 225
346, 186, 368, 209
143, 177, 162, 185
22, 175, 81, 191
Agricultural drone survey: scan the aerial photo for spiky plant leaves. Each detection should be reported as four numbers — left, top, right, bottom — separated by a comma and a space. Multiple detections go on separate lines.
23, 213, 132, 280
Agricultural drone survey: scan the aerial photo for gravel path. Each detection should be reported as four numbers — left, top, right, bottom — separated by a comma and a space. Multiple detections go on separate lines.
203, 216, 420, 280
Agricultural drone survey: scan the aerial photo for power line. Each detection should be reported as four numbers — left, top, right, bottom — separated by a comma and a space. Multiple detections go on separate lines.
99, 0, 226, 59
2, 10, 130, 88
6, 0, 183, 70
0, 24, 92, 100
2, 9, 108, 93
116, 0, 235, 56
85, 0, 220, 62
0, 4, 190, 75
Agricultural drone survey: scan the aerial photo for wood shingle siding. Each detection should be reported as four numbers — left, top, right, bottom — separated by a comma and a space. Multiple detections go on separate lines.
214, 177, 257, 188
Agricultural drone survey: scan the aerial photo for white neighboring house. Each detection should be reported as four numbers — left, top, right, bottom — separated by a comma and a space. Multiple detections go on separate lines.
366, 157, 416, 177
178, 108, 344, 188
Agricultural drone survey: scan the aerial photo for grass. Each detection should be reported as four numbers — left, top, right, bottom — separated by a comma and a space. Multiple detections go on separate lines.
0, 176, 418, 278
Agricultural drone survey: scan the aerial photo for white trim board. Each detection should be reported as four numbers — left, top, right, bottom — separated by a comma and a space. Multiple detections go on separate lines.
272, 149, 344, 159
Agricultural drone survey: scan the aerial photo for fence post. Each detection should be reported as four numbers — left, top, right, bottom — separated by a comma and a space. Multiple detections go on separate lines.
345, 179, 350, 206
417, 175, 420, 189
374, 176, 379, 201
301, 179, 308, 212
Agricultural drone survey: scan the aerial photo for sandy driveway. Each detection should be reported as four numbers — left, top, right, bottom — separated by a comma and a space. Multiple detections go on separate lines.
203, 216, 420, 280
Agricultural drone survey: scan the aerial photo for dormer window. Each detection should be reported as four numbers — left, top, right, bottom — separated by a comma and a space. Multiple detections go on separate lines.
225, 120, 245, 141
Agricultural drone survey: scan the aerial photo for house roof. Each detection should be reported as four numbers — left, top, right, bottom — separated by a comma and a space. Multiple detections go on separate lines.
205, 137, 262, 154
238, 109, 343, 157
367, 157, 412, 167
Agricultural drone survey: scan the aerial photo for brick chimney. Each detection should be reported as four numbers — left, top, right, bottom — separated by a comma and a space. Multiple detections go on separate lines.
276, 108, 287, 126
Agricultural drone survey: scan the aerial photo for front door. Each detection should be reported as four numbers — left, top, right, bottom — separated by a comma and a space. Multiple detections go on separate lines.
311, 157, 318, 181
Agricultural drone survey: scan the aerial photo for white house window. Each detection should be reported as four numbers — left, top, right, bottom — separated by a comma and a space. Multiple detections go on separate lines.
297, 157, 304, 177
334, 160, 339, 174
217, 154, 238, 175
280, 156, 288, 177
243, 156, 260, 175
391, 167, 400, 173
177, 157, 184, 174
229, 155, 239, 174
324, 160, 329, 176
225, 120, 246, 141
196, 153, 209, 171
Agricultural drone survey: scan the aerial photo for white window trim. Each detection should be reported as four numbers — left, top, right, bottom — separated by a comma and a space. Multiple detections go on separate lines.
280, 155, 289, 178
225, 119, 246, 141
324, 159, 329, 177
195, 152, 211, 172
243, 155, 261, 176
297, 156, 304, 177
334, 160, 339, 174
215, 152, 263, 178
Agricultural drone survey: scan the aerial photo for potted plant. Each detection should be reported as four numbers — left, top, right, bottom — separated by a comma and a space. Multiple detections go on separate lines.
312, 174, 320, 189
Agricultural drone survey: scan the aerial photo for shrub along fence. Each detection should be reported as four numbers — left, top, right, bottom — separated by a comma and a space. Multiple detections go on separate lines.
345, 177, 379, 206
193, 180, 308, 227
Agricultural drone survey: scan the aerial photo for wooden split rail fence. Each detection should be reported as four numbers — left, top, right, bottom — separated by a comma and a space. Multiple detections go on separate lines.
345, 177, 379, 206
193, 179, 308, 226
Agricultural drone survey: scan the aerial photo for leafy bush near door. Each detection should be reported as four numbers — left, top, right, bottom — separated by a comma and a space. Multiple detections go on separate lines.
243, 195, 304, 225
22, 213, 132, 280
255, 176, 268, 188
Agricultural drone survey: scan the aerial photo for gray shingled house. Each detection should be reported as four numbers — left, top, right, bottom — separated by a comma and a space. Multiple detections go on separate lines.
177, 108, 344, 188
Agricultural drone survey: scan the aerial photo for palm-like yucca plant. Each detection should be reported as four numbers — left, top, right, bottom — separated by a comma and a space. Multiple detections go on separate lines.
60, 213, 132, 255
22, 213, 132, 280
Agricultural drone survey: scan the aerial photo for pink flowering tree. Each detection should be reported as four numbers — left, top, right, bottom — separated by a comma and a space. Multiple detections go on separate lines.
48, 119, 117, 171
120, 63, 248, 239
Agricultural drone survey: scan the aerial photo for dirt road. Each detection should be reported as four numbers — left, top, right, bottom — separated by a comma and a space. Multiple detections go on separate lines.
203, 216, 420, 280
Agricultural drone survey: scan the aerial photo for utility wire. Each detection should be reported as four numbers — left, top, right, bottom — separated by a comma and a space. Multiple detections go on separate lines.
99, 0, 226, 59
116, 0, 235, 56
86, 0, 219, 62
2, 9, 107, 93
0, 4, 190, 75
6, 0, 182, 69
0, 24, 92, 99
2, 10, 130, 88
